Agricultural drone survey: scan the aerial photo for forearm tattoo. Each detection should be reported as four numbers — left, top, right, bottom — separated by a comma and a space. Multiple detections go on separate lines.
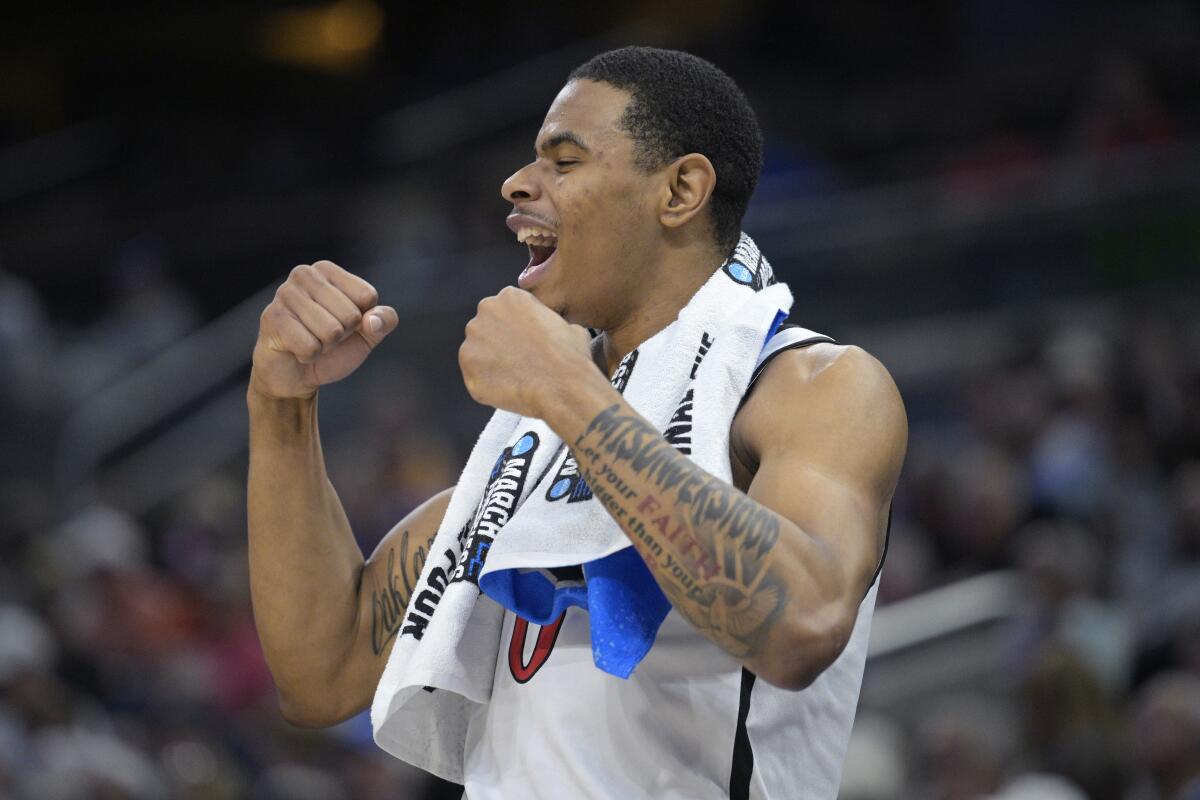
573, 403, 787, 657
368, 529, 432, 656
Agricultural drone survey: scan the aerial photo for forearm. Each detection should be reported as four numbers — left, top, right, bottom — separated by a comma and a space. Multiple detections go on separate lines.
246, 385, 366, 703
543, 376, 846, 683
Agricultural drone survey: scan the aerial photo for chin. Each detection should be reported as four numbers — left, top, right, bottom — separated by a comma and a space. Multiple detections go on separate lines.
521, 283, 563, 318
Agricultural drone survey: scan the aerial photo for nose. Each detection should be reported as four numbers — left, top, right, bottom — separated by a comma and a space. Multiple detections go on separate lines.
501, 162, 539, 204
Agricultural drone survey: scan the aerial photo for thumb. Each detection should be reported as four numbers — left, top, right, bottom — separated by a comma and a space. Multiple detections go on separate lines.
569, 323, 593, 348
359, 305, 399, 348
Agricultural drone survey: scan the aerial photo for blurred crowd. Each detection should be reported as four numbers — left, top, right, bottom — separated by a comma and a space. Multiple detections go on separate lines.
0, 254, 462, 799
844, 310, 1200, 800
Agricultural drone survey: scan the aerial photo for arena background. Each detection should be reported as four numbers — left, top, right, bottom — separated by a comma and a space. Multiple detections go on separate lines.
2, 2, 1199, 798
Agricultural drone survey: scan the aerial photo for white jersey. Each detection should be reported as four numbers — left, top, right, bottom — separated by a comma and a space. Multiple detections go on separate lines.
461, 325, 884, 799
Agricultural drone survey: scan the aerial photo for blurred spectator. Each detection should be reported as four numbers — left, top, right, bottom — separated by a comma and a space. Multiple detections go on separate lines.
1010, 519, 1132, 693
839, 713, 908, 800
1073, 53, 1173, 154
914, 696, 1017, 800
58, 234, 201, 405
0, 266, 54, 412
1128, 671, 1200, 800
1019, 646, 1124, 800
987, 773, 1088, 800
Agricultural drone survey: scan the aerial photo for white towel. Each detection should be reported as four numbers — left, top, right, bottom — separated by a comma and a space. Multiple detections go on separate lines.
371, 233, 793, 782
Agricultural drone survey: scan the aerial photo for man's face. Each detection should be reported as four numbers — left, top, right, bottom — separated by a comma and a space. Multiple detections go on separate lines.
501, 79, 662, 328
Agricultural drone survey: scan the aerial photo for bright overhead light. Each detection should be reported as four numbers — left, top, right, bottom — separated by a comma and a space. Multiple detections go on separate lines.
258, 0, 385, 74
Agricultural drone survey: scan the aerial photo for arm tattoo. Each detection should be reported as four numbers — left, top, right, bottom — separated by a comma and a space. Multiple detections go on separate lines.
573, 403, 787, 658
368, 529, 431, 656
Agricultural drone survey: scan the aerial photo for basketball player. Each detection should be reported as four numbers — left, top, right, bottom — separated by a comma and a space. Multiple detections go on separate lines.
247, 47, 907, 798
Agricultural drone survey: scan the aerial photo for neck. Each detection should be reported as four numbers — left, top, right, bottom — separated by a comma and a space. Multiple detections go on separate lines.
595, 240, 725, 376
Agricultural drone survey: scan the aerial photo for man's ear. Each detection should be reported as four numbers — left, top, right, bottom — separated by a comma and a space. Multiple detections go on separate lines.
659, 153, 717, 230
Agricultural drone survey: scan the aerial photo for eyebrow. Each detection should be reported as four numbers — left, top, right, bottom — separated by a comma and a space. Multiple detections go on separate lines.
536, 131, 590, 155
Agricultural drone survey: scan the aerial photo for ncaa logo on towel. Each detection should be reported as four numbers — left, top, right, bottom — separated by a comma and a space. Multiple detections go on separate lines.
724, 260, 755, 285
722, 253, 774, 290
452, 431, 540, 586
545, 452, 593, 503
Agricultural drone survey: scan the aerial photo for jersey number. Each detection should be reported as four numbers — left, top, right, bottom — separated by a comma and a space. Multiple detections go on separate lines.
508, 612, 566, 683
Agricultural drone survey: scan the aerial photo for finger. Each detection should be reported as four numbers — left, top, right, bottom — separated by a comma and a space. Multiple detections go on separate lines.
278, 284, 348, 351
303, 272, 364, 333
291, 264, 363, 332
313, 260, 379, 312
264, 309, 323, 364
356, 305, 398, 349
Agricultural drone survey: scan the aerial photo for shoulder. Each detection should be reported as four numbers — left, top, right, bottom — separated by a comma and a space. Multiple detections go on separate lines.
759, 341, 897, 398
733, 342, 907, 477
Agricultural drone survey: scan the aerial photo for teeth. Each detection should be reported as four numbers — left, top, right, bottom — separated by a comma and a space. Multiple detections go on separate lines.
516, 225, 558, 246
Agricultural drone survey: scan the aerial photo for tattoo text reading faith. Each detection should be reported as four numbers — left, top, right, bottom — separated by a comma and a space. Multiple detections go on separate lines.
573, 403, 787, 657
369, 530, 431, 656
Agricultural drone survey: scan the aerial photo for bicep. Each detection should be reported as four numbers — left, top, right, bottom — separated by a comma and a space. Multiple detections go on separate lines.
330, 487, 455, 722
744, 345, 907, 598
357, 486, 455, 654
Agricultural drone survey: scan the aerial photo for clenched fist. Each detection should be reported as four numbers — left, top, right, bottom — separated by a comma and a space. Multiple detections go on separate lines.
458, 286, 596, 419
251, 260, 398, 399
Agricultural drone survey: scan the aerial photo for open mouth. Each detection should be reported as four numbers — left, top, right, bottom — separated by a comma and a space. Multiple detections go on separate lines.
528, 242, 556, 268
514, 225, 559, 289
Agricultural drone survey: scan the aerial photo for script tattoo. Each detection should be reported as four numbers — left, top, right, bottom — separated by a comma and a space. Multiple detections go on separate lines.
369, 529, 431, 656
573, 403, 786, 657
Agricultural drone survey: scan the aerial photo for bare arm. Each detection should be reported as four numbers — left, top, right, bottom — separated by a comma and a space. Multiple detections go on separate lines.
541, 344, 907, 689
246, 259, 451, 725
456, 287, 907, 690
247, 388, 452, 726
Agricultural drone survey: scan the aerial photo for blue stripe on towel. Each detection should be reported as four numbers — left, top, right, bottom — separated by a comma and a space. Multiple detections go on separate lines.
480, 548, 671, 679
765, 308, 788, 345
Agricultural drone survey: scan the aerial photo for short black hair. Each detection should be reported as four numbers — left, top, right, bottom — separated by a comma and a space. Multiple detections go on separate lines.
569, 46, 763, 257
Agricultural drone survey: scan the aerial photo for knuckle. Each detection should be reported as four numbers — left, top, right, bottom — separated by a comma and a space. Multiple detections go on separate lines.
318, 322, 342, 344
289, 264, 312, 282
277, 282, 300, 304
261, 304, 285, 329
359, 283, 379, 308
295, 265, 321, 288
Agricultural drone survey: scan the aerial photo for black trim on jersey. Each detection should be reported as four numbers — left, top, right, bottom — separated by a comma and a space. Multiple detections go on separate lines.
736, 325, 836, 417
748, 333, 837, 390
868, 505, 892, 591
724, 328, 887, 798
729, 668, 757, 800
